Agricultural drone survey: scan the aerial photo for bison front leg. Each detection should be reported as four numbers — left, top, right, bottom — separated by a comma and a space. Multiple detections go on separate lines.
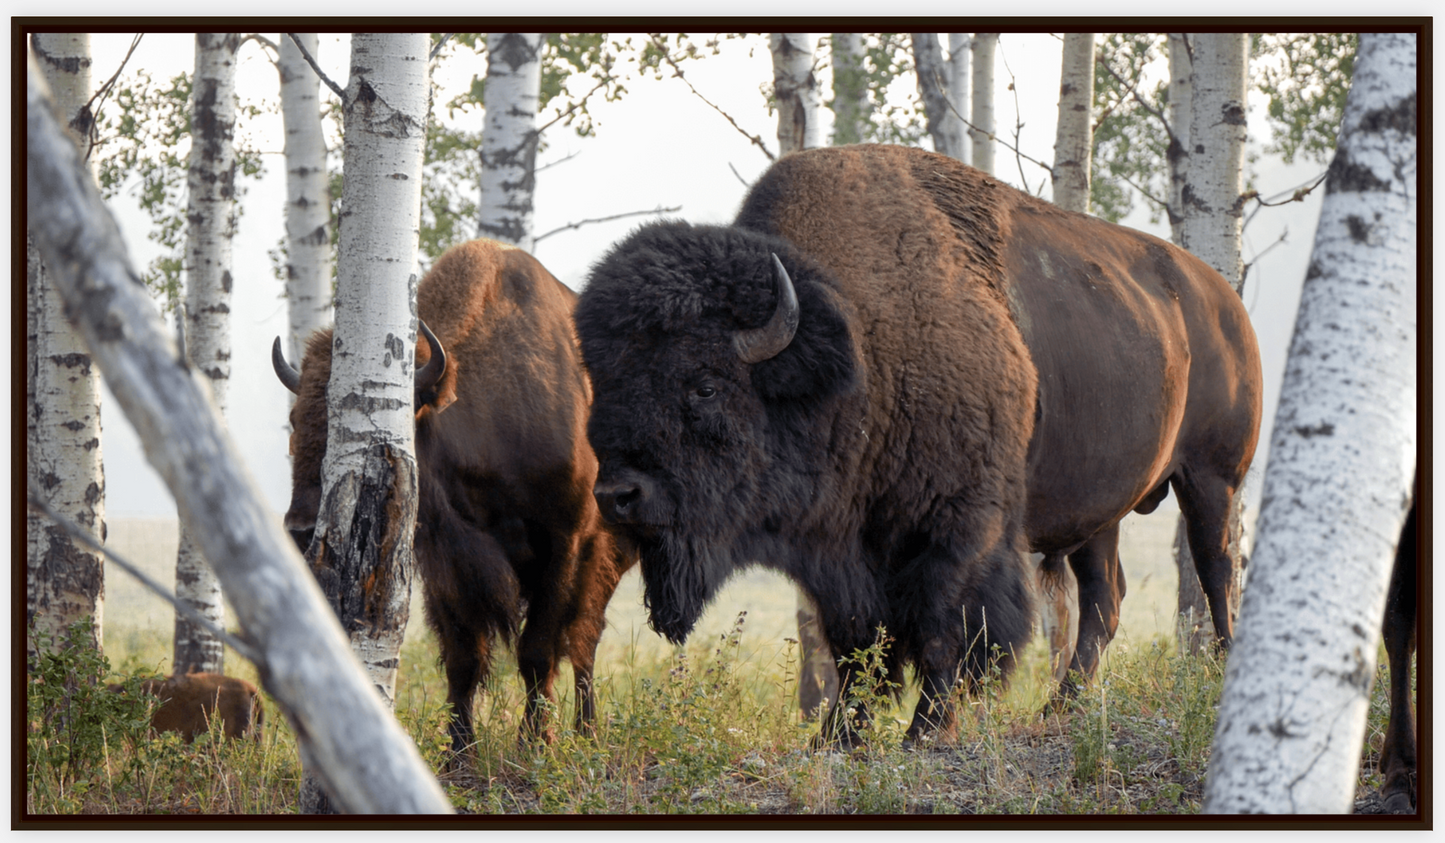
429, 603, 492, 765
813, 660, 872, 752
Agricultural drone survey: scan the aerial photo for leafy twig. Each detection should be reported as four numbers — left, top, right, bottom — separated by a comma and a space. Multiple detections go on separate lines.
534, 205, 682, 244
649, 34, 774, 162
83, 33, 143, 161
286, 33, 345, 101
533, 75, 612, 137
27, 480, 262, 665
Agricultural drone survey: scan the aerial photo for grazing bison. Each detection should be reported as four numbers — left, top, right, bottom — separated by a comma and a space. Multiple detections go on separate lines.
576, 144, 1263, 745
110, 671, 263, 742
1380, 474, 1419, 813
273, 239, 634, 753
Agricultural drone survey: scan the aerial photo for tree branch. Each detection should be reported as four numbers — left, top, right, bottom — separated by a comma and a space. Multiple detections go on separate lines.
650, 34, 775, 162
998, 48, 1043, 194
533, 74, 611, 137
534, 205, 682, 244
244, 33, 279, 61
940, 93, 1053, 180
1095, 52, 1176, 146
286, 33, 346, 101
728, 161, 750, 187
83, 32, 143, 162
429, 33, 454, 62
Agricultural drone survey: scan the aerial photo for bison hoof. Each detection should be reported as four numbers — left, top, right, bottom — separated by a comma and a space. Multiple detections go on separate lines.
1382, 789, 1415, 814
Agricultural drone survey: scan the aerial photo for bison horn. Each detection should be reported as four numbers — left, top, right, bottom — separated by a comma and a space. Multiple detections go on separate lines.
271, 337, 302, 394
733, 253, 799, 364
415, 320, 447, 394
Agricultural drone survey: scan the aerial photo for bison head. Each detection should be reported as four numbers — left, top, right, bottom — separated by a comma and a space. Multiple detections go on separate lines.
271, 322, 451, 552
576, 221, 858, 642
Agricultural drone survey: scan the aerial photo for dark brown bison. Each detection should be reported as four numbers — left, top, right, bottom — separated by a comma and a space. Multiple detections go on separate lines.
273, 239, 633, 753
110, 671, 263, 742
1379, 474, 1418, 813
578, 152, 1040, 747
576, 144, 1263, 745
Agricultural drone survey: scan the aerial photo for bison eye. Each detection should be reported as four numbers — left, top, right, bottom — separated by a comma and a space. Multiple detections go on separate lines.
691, 384, 718, 401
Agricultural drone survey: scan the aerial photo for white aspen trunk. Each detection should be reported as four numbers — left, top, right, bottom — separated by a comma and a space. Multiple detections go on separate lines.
771, 32, 821, 155
1051, 32, 1094, 213
279, 32, 334, 371
26, 51, 450, 812
947, 34, 972, 165
970, 33, 998, 175
1180, 33, 1249, 289
829, 33, 868, 146
773, 31, 836, 718
1175, 33, 1249, 652
912, 33, 965, 160
1203, 32, 1417, 813
27, 32, 106, 663
173, 32, 239, 677
300, 32, 429, 814
477, 32, 540, 251
1166, 33, 1193, 245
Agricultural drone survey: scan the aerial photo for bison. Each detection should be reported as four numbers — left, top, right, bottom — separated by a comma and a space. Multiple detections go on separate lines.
576, 144, 1263, 745
1380, 473, 1419, 813
110, 671, 263, 742
273, 239, 634, 753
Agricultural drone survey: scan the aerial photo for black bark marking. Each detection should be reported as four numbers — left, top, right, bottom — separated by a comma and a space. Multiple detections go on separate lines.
1325, 147, 1392, 195
1293, 422, 1335, 439
1345, 215, 1371, 243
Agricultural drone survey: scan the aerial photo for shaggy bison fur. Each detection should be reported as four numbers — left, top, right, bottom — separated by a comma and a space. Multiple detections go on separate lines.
110, 672, 263, 742
276, 239, 634, 754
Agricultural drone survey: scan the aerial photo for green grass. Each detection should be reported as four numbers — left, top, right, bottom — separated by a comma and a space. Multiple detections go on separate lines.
26, 510, 1405, 815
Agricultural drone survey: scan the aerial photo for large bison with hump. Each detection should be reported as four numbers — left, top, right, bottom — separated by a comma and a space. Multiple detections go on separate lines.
273, 239, 634, 752
576, 144, 1262, 746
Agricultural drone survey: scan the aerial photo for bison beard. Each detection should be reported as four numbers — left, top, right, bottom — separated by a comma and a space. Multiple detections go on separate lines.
579, 186, 1039, 747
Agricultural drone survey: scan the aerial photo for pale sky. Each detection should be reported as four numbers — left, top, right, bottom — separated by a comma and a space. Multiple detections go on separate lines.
73, 31, 1371, 521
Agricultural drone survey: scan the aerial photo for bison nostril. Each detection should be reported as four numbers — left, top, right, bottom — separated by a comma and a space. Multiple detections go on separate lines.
613, 486, 641, 514
595, 480, 646, 523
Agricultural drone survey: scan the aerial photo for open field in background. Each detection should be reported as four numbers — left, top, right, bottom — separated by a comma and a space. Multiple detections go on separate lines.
72, 504, 1404, 817
104, 505, 1195, 677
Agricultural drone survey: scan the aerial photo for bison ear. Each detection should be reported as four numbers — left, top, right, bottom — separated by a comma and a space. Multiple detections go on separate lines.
749, 282, 857, 402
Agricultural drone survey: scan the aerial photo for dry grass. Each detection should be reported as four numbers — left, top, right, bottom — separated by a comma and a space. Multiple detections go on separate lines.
26, 506, 1403, 816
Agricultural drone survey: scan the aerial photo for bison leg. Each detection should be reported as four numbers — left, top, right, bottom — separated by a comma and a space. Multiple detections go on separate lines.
1173, 472, 1242, 646
566, 541, 628, 734
814, 659, 873, 751
428, 599, 492, 759
1055, 524, 1125, 700
1380, 498, 1418, 813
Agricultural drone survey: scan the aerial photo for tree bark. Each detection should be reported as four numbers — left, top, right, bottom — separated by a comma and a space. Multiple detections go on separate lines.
1203, 32, 1417, 813
1174, 33, 1250, 653
477, 32, 541, 251
26, 45, 450, 815
1166, 33, 1193, 245
299, 31, 430, 814
27, 32, 106, 664
1051, 32, 1094, 213
829, 33, 868, 146
278, 32, 334, 372
912, 33, 964, 160
771, 32, 821, 155
173, 32, 240, 678
947, 34, 972, 166
970, 34, 998, 174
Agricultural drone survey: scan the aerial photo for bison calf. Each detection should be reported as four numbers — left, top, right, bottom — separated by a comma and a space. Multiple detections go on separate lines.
110, 672, 263, 742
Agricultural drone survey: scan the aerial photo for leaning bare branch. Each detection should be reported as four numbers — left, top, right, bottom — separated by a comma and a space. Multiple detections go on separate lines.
940, 96, 1052, 180
82, 32, 143, 161
1243, 171, 1329, 231
535, 149, 581, 174
728, 161, 750, 187
27, 481, 262, 665
1240, 227, 1289, 291
429, 33, 455, 62
244, 33, 280, 60
649, 34, 775, 162
286, 33, 346, 101
999, 49, 1042, 194
534, 205, 683, 244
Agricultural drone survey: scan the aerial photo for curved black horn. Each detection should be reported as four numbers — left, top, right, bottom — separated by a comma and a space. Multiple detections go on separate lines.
414, 320, 447, 395
271, 337, 302, 394
733, 253, 799, 364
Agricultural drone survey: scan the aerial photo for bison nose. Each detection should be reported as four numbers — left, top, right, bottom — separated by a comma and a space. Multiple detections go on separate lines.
594, 477, 647, 525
